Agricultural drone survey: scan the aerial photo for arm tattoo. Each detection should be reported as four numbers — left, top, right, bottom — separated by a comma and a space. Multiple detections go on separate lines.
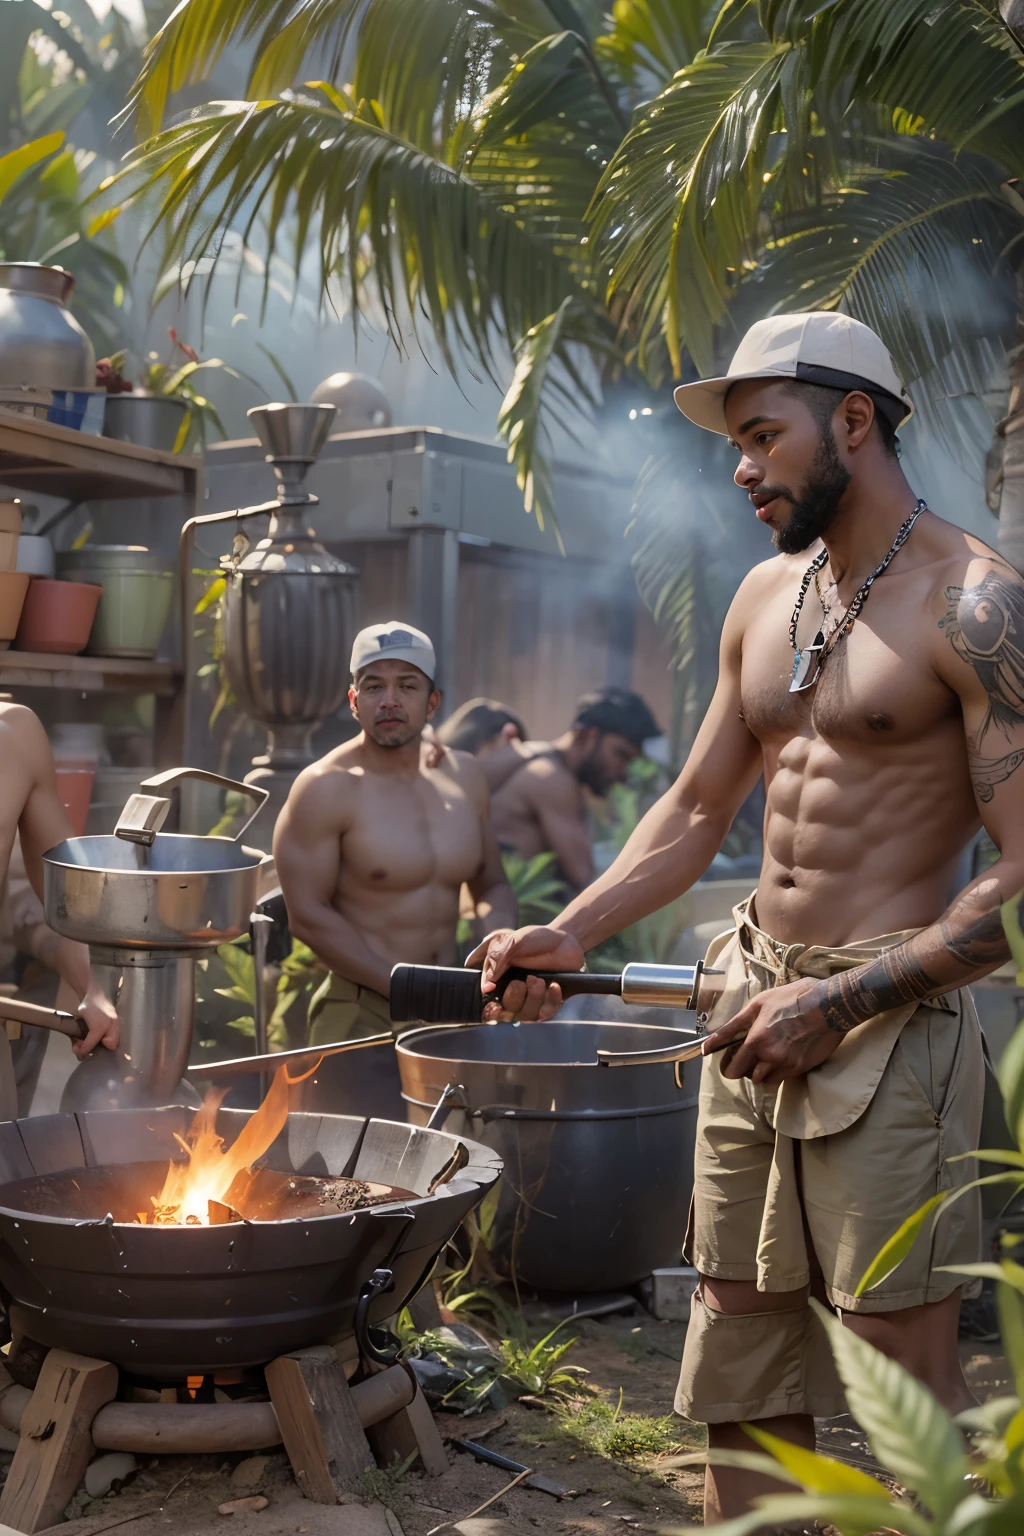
941, 572, 1024, 797
818, 881, 1010, 1033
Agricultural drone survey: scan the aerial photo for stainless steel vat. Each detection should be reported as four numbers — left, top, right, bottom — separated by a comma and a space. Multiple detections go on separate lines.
0, 263, 94, 389
397, 1020, 700, 1293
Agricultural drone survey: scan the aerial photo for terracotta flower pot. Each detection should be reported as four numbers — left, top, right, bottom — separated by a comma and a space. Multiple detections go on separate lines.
0, 570, 30, 650
16, 577, 102, 655
54, 763, 95, 837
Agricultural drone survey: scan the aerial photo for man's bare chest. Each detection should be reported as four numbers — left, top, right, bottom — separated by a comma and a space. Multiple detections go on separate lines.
340, 771, 483, 891
739, 589, 955, 748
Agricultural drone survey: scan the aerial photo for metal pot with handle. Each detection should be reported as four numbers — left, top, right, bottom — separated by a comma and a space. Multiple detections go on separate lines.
43, 768, 271, 1114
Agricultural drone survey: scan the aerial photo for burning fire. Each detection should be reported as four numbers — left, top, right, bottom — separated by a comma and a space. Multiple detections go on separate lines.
144, 1060, 318, 1226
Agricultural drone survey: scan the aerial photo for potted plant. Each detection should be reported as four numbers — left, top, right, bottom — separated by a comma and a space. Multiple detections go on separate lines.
95, 328, 259, 453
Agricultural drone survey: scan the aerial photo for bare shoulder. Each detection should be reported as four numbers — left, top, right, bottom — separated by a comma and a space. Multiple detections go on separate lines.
732, 553, 799, 613
519, 752, 579, 805
912, 509, 1007, 593
924, 518, 1024, 691
438, 747, 488, 802
0, 703, 51, 771
926, 522, 1020, 620
724, 553, 799, 644
286, 741, 363, 826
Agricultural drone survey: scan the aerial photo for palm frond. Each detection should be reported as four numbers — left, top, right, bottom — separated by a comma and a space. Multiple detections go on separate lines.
763, 0, 1024, 178
470, 30, 621, 157
496, 295, 619, 534
747, 138, 1019, 447
627, 448, 727, 676
128, 0, 529, 139
349, 0, 522, 156
596, 0, 720, 88
97, 93, 580, 379
589, 39, 798, 375
464, 28, 623, 269
128, 0, 383, 137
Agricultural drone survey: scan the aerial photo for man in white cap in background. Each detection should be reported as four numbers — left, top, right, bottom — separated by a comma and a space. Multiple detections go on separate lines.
471, 312, 1024, 1518
274, 622, 515, 1044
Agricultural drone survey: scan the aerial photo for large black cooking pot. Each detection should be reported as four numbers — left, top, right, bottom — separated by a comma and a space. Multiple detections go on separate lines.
397, 1020, 699, 1293
0, 1106, 499, 1379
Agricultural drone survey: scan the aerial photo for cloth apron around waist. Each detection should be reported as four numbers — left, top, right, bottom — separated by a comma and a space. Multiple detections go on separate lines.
704, 893, 942, 1140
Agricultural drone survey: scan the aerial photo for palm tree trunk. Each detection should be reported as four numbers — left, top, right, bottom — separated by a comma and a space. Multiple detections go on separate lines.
996, 270, 1024, 574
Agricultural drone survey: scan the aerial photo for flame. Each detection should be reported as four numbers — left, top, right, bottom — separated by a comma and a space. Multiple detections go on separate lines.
150, 1060, 319, 1225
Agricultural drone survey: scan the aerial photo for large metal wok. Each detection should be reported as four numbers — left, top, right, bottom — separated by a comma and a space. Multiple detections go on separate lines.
0, 1106, 500, 1379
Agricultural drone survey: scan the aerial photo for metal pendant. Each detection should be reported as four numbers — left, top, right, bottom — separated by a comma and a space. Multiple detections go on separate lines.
789, 630, 825, 693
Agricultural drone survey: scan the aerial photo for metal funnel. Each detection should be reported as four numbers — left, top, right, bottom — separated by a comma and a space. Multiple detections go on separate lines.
247, 403, 337, 495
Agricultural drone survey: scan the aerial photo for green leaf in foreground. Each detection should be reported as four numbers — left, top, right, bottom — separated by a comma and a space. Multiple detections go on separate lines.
996, 978, 1024, 1143
855, 1190, 947, 1295
743, 1423, 884, 1496
694, 1491, 930, 1536
809, 1299, 968, 1520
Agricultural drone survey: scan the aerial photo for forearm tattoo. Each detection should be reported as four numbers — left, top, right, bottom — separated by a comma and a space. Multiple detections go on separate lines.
819, 882, 1010, 1033
940, 571, 1024, 799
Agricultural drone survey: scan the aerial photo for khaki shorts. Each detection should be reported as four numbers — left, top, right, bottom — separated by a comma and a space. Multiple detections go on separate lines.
676, 992, 984, 1424
307, 972, 393, 1045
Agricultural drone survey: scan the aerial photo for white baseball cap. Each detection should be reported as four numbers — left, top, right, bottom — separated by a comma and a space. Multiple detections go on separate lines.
673, 312, 913, 435
350, 622, 436, 683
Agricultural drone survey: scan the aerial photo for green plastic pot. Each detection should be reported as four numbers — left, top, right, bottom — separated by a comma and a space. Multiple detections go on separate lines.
55, 545, 175, 659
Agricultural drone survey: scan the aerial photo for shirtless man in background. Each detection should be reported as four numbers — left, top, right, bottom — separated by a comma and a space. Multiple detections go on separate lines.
274, 623, 515, 1044
483, 688, 659, 891
0, 703, 119, 1063
473, 313, 1024, 1521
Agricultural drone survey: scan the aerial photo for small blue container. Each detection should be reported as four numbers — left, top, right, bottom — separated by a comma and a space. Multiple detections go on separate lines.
47, 389, 106, 435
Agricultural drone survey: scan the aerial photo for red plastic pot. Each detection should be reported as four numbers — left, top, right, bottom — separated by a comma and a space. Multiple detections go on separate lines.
16, 577, 102, 655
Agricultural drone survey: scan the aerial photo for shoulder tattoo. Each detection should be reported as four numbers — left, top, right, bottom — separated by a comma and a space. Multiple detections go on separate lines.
940, 571, 1024, 799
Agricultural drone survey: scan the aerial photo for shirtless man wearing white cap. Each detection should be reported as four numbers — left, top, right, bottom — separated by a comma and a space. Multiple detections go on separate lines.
473, 312, 1024, 1519
274, 622, 516, 1043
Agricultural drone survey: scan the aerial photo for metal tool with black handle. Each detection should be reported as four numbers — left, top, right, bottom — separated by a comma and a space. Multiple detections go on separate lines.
389, 959, 735, 1069
188, 959, 734, 1082
389, 959, 717, 1024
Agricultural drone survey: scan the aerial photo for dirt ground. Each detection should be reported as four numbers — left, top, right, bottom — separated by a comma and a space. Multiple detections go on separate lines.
2, 1304, 1011, 1536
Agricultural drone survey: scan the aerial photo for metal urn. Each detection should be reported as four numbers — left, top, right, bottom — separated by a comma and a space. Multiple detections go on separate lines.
220, 403, 359, 825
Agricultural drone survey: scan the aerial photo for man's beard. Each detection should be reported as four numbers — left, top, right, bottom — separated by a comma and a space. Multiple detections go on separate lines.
770, 428, 852, 555
368, 719, 421, 749
576, 743, 610, 796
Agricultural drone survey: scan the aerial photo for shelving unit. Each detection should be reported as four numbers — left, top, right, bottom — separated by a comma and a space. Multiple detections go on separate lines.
0, 412, 200, 502
0, 411, 201, 766
0, 651, 178, 695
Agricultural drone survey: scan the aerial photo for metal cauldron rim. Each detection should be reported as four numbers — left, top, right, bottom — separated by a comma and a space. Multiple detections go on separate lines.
0, 1107, 502, 1230
43, 833, 267, 876
394, 1018, 695, 1070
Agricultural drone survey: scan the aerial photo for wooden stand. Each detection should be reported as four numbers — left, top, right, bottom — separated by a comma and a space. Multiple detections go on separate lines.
0, 1338, 447, 1532
0, 1352, 118, 1533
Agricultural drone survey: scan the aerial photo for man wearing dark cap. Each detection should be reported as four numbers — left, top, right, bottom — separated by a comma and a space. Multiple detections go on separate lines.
472, 311, 1022, 1520
485, 687, 659, 891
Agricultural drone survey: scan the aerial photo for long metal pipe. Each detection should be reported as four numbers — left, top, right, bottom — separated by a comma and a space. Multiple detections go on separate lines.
177, 500, 278, 773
